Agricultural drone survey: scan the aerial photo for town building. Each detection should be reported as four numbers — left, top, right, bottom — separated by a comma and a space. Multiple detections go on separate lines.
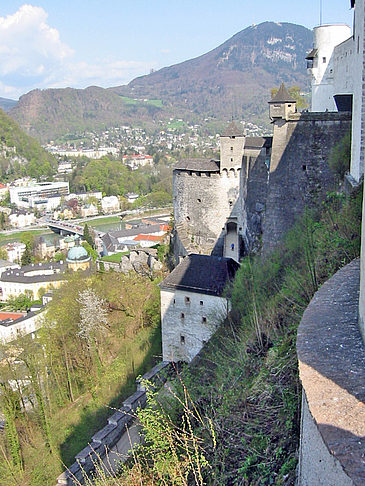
9, 181, 69, 208
35, 238, 57, 260
0, 261, 67, 301
8, 211, 36, 228
66, 246, 91, 272
0, 246, 91, 301
101, 224, 168, 255
80, 203, 99, 218
101, 196, 120, 214
160, 254, 239, 362
0, 310, 43, 343
0, 259, 20, 276
0, 182, 8, 200
122, 154, 153, 170
5, 242, 26, 263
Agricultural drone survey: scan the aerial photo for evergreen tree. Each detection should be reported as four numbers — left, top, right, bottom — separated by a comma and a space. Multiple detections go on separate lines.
83, 224, 94, 248
21, 245, 32, 266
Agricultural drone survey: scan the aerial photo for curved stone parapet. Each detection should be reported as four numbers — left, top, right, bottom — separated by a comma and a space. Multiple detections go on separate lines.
297, 259, 365, 485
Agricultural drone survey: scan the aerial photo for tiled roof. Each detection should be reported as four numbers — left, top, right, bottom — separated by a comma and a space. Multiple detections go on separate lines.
133, 234, 164, 242
173, 158, 220, 172
160, 254, 240, 297
0, 312, 24, 322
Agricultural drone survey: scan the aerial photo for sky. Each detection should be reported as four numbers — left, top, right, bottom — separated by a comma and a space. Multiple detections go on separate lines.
0, 1, 354, 100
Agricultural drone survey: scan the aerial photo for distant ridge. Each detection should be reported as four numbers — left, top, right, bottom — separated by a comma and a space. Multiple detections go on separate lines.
0, 97, 17, 112
9, 21, 312, 142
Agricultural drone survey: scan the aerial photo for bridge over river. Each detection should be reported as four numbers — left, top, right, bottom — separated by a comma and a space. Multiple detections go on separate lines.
48, 221, 105, 238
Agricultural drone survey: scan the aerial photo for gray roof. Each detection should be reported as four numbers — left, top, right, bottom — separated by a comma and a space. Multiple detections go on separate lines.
174, 158, 220, 172
0, 259, 17, 269
305, 48, 318, 60
106, 224, 163, 240
160, 254, 240, 297
245, 136, 272, 149
221, 121, 244, 137
0, 311, 38, 327
1, 262, 66, 284
269, 83, 296, 103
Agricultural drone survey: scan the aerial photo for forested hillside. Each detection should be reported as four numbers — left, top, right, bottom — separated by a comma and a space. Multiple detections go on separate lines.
0, 109, 56, 180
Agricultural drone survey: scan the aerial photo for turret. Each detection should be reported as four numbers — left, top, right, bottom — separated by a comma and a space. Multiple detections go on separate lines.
219, 121, 245, 172
269, 83, 297, 121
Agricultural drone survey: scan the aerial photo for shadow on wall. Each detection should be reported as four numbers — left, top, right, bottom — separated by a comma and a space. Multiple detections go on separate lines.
262, 112, 351, 255
211, 149, 269, 259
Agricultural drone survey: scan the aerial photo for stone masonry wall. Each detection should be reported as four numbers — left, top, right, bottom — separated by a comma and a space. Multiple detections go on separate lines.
173, 169, 244, 256
262, 112, 351, 254
244, 150, 269, 252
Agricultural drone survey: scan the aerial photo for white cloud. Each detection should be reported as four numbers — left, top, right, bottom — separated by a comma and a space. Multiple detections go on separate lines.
0, 5, 156, 99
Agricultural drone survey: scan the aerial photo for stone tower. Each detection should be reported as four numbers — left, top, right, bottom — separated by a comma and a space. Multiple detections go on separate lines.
268, 83, 297, 173
268, 83, 297, 122
219, 121, 245, 173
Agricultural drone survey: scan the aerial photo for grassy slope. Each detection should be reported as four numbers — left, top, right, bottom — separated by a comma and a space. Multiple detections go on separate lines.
180, 189, 363, 485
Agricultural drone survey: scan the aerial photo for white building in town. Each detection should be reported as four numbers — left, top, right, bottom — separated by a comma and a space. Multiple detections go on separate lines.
48, 147, 119, 159
8, 211, 36, 228
122, 154, 153, 170
101, 196, 120, 214
160, 254, 239, 362
9, 181, 69, 208
0, 310, 44, 343
0, 261, 67, 301
5, 242, 26, 263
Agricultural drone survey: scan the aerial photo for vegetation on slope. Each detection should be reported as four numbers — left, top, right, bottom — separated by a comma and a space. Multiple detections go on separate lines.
100, 187, 362, 486
0, 108, 57, 180
0, 271, 162, 486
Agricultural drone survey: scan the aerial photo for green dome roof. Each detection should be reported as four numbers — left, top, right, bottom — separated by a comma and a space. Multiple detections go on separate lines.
66, 246, 90, 263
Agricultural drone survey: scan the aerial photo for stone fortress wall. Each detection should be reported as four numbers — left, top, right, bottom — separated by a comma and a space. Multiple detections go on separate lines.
173, 167, 245, 256
173, 109, 351, 260
262, 111, 351, 254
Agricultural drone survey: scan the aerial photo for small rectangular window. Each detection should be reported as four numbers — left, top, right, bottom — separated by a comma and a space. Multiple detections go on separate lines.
322, 56, 326, 63
200, 300, 203, 306
173, 298, 176, 304
230, 147, 233, 151
230, 158, 233, 162
181, 313, 185, 319
202, 317, 207, 323
185, 296, 190, 304
180, 335, 185, 344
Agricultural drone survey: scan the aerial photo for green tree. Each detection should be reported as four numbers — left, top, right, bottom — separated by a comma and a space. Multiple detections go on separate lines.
21, 245, 32, 266
83, 223, 95, 248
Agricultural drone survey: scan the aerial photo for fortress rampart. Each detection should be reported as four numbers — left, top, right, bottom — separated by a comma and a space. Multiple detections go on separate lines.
262, 111, 352, 254
297, 259, 365, 485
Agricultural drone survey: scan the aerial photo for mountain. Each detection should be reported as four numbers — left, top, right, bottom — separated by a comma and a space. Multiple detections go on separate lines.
0, 108, 57, 180
10, 22, 312, 142
0, 97, 17, 112
114, 22, 312, 119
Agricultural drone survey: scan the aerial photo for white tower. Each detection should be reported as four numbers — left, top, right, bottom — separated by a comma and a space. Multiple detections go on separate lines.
307, 24, 352, 112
